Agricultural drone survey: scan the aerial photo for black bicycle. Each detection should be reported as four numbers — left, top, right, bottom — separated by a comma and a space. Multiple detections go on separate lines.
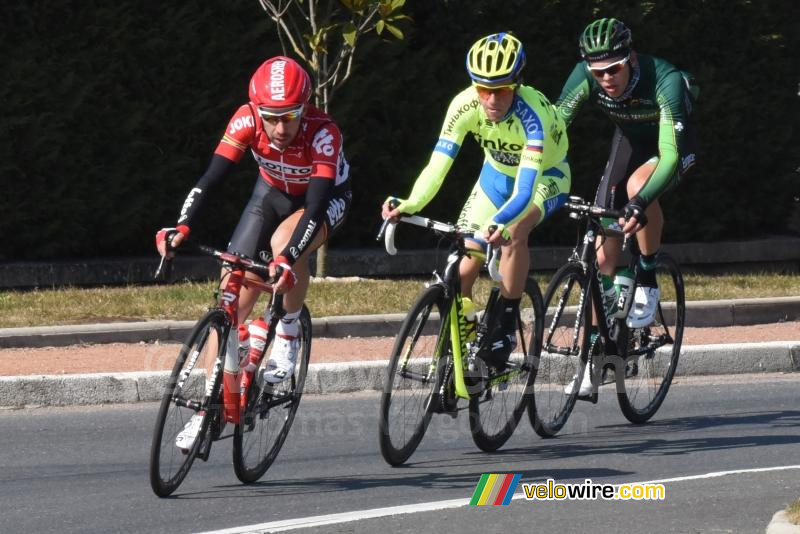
377, 214, 543, 465
528, 196, 685, 437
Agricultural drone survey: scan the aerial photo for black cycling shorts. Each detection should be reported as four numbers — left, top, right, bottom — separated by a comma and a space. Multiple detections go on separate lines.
594, 125, 696, 211
227, 178, 352, 260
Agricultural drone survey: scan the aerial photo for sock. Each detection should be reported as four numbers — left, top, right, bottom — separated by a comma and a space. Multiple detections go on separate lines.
245, 318, 268, 371
639, 252, 658, 287
276, 309, 300, 338
500, 297, 521, 329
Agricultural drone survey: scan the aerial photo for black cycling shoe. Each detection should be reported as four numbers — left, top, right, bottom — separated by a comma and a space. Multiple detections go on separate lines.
479, 322, 517, 370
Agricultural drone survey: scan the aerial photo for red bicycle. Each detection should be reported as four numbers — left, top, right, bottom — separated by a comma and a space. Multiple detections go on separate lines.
148, 241, 311, 497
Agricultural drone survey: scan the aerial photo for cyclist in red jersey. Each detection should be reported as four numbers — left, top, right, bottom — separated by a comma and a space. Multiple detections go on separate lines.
156, 56, 351, 395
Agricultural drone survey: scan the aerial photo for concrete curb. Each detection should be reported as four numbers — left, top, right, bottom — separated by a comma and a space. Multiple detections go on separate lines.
1, 297, 799, 349
768, 510, 800, 534
1, 342, 798, 408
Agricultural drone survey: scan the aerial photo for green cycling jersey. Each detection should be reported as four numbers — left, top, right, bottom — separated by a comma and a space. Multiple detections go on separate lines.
399, 85, 568, 229
556, 53, 697, 205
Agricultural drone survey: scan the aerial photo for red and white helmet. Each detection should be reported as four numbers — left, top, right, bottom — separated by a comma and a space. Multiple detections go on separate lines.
249, 56, 312, 110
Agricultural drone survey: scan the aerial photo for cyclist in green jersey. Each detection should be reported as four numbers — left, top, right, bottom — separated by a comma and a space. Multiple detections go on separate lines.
557, 17, 697, 327
556, 18, 697, 395
382, 32, 571, 367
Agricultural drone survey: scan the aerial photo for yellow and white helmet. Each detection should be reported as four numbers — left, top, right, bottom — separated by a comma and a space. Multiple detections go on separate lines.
466, 32, 526, 86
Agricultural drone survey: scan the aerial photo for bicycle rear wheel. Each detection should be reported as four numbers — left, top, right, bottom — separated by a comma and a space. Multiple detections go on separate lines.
149, 308, 227, 497
528, 262, 592, 438
617, 253, 685, 423
469, 277, 542, 451
233, 306, 311, 483
378, 285, 448, 466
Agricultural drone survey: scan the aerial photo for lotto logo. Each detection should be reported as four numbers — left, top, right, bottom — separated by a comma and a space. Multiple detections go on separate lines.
312, 128, 335, 156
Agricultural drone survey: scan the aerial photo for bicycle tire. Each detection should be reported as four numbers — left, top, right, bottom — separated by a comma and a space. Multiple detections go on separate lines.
149, 308, 228, 497
233, 306, 312, 483
469, 277, 543, 451
378, 285, 448, 466
617, 253, 685, 423
528, 261, 592, 438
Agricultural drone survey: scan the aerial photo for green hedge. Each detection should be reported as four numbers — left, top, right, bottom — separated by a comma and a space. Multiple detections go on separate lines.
2, 0, 798, 261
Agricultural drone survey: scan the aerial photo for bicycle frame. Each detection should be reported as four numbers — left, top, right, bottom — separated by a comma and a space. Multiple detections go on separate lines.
382, 215, 521, 401
179, 246, 280, 426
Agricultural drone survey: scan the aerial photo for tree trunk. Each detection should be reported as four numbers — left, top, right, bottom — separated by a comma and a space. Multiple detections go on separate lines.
316, 243, 327, 277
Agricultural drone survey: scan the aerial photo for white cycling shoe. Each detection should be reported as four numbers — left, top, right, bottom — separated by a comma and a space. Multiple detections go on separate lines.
262, 334, 299, 384
175, 413, 203, 451
564, 368, 593, 397
626, 286, 661, 328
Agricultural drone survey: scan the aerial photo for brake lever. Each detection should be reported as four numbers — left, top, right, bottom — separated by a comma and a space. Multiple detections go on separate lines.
154, 255, 173, 281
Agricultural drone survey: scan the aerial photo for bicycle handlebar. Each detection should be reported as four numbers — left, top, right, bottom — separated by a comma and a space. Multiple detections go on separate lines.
564, 196, 636, 251
377, 214, 502, 281
154, 240, 272, 281
564, 196, 624, 220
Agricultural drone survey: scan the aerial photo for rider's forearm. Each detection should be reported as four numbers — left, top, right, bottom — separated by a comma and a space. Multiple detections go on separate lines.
400, 151, 455, 214
176, 154, 236, 227
636, 118, 682, 205
491, 166, 539, 228
278, 177, 335, 264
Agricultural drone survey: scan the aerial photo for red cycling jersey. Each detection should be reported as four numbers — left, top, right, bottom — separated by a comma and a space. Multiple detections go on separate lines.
214, 103, 348, 196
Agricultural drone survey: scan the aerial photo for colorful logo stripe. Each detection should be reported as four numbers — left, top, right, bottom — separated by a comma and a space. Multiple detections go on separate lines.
469, 474, 521, 505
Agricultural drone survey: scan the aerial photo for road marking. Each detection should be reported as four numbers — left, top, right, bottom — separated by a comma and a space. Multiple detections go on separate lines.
196, 465, 800, 533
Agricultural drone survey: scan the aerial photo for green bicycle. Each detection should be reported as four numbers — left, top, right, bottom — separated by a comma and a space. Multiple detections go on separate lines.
377, 213, 543, 465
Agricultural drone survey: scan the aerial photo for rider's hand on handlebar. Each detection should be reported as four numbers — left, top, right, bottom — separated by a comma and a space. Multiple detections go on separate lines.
155, 225, 190, 258
620, 196, 649, 236
484, 223, 511, 247
269, 255, 297, 294
381, 197, 404, 222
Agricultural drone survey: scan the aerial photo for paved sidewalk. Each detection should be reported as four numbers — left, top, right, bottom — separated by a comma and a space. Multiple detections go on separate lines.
0, 296, 797, 408
1, 296, 799, 349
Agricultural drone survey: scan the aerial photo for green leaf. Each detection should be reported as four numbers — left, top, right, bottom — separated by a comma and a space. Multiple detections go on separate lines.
342, 21, 357, 47
384, 22, 403, 40
376, 19, 385, 35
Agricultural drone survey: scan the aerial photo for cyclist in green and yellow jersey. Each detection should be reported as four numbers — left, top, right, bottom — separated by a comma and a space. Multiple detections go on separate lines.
556, 17, 698, 330
382, 32, 570, 367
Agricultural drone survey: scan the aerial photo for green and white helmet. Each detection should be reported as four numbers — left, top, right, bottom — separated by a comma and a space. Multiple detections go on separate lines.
578, 18, 632, 61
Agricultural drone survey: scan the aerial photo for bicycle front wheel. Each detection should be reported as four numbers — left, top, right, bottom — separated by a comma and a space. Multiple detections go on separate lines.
528, 262, 592, 438
233, 306, 311, 483
149, 308, 227, 497
469, 277, 543, 451
617, 253, 685, 423
378, 285, 448, 466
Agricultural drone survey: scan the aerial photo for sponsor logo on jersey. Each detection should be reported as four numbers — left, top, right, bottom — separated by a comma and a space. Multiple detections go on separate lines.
290, 220, 317, 259
326, 197, 348, 228
681, 153, 696, 171
443, 99, 480, 136
312, 128, 335, 156
252, 152, 312, 177
228, 115, 255, 135
270, 59, 287, 101
514, 99, 543, 137
474, 133, 523, 153
434, 138, 459, 158
490, 150, 520, 166
178, 187, 202, 224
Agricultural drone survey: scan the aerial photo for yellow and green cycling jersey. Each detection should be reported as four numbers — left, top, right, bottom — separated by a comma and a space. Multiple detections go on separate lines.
398, 85, 570, 233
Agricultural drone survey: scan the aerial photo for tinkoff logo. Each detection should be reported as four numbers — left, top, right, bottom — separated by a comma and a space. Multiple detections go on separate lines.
469, 474, 521, 505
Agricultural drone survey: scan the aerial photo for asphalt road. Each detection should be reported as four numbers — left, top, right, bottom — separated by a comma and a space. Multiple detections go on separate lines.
1, 373, 799, 534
